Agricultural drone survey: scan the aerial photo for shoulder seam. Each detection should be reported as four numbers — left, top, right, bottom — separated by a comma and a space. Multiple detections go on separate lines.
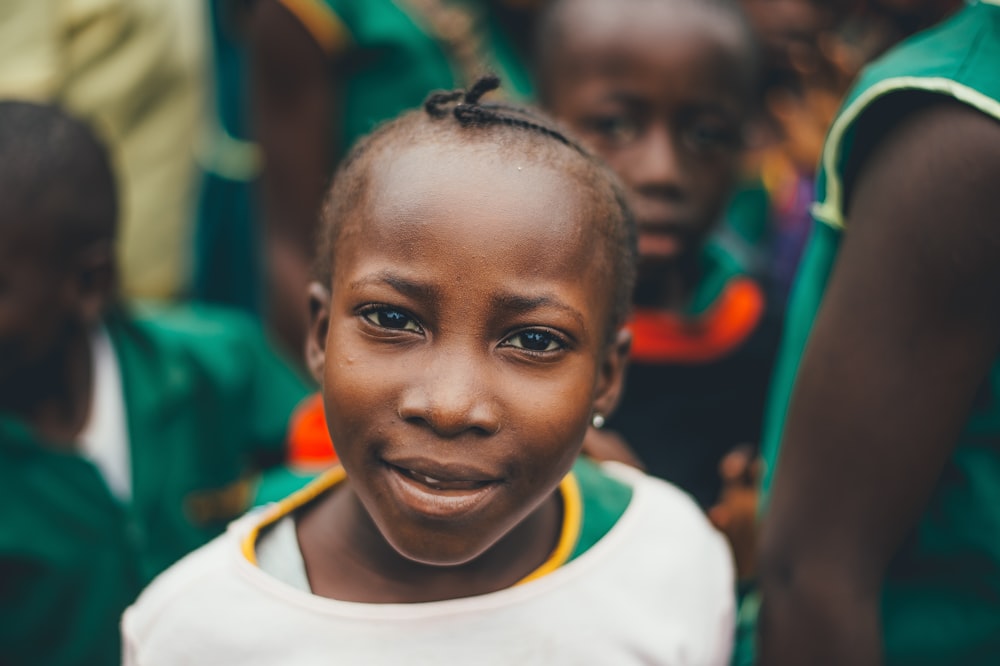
815, 77, 1000, 231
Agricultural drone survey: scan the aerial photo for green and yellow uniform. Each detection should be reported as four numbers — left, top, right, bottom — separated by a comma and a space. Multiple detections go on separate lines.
194, 0, 532, 313
743, 3, 1000, 664
277, 0, 531, 160
0, 305, 310, 666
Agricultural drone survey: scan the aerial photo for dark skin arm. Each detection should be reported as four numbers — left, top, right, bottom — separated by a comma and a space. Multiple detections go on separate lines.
250, 0, 338, 361
757, 98, 1000, 665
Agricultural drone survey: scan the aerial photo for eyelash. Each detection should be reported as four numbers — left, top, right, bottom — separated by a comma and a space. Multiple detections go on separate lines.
500, 328, 569, 356
358, 305, 569, 357
358, 305, 423, 334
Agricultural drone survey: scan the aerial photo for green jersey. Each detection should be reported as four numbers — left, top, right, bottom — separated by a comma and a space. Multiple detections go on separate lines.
0, 305, 310, 666
751, 3, 1000, 664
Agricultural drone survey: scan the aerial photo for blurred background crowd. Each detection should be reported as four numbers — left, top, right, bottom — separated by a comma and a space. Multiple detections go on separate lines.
0, 0, 994, 664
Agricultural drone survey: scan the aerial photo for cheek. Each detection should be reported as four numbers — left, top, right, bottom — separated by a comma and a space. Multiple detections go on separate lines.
319, 325, 397, 453
502, 368, 595, 477
692, 161, 740, 217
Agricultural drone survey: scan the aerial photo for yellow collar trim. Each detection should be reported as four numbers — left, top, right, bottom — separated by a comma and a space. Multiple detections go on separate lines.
242, 465, 347, 565
516, 470, 582, 585
242, 466, 583, 585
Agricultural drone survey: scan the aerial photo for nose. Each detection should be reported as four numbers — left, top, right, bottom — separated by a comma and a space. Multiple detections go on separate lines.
631, 124, 686, 198
396, 349, 501, 438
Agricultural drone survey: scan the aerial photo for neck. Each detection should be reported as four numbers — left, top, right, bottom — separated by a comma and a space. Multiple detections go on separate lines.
297, 482, 562, 603
0, 326, 94, 447
633, 252, 702, 311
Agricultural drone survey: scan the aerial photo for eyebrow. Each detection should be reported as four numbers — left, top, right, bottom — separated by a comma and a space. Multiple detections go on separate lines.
491, 292, 586, 330
350, 272, 587, 330
604, 91, 738, 117
349, 271, 442, 302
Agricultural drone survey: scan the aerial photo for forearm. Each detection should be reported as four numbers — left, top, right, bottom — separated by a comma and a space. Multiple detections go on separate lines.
757, 553, 883, 666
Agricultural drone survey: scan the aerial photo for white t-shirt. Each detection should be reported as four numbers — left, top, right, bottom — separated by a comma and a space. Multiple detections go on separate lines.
122, 463, 735, 665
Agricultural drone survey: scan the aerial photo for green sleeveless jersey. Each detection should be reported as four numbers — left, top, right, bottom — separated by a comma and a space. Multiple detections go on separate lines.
758, 3, 1000, 663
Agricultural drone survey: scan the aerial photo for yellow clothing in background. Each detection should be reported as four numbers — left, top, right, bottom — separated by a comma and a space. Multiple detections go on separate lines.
0, 0, 206, 299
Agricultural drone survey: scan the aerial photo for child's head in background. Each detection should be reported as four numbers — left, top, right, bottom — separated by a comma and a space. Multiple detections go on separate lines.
0, 101, 117, 406
302, 77, 636, 594
536, 0, 759, 307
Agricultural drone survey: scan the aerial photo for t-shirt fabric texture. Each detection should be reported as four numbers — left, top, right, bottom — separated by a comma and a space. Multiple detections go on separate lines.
123, 463, 735, 666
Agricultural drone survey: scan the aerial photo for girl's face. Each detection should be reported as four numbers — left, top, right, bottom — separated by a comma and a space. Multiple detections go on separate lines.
307, 143, 627, 567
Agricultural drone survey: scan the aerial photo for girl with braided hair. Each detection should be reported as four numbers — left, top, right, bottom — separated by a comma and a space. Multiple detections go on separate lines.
123, 79, 735, 665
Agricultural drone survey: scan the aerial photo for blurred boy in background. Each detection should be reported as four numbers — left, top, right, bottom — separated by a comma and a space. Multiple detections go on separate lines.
535, 0, 779, 542
0, 0, 206, 301
0, 101, 309, 666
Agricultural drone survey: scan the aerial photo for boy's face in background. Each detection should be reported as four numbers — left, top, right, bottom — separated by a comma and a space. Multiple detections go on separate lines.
541, 0, 753, 272
309, 143, 624, 567
0, 224, 78, 390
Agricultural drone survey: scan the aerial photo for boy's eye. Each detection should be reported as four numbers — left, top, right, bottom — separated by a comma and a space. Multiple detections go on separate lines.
503, 330, 564, 353
685, 123, 741, 151
363, 307, 422, 332
588, 115, 639, 144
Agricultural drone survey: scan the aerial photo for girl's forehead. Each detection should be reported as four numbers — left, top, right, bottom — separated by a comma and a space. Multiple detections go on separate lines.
335, 142, 610, 281
360, 143, 593, 239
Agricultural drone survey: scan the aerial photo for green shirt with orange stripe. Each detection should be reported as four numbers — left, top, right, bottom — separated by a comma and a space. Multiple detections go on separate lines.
607, 241, 780, 508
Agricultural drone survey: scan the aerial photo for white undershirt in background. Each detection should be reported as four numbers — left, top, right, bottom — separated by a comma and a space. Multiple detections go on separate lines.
78, 326, 131, 501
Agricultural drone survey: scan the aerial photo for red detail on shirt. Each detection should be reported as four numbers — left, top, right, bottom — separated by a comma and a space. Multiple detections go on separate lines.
628, 277, 765, 364
286, 394, 337, 466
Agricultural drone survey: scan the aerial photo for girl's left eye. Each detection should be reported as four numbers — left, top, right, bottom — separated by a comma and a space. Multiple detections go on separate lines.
503, 330, 564, 353
363, 307, 422, 332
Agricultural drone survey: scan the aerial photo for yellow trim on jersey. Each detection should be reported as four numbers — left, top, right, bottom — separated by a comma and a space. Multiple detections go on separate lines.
242, 465, 347, 565
241, 466, 584, 587
516, 471, 583, 586
812, 77, 1000, 231
277, 0, 352, 55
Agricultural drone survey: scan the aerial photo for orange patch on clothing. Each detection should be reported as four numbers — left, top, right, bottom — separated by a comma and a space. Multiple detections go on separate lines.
628, 278, 765, 364
287, 394, 337, 466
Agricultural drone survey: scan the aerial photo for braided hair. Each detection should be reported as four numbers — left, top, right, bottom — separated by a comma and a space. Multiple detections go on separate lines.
315, 76, 637, 337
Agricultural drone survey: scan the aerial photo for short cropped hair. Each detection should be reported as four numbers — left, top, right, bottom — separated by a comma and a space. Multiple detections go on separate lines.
0, 100, 117, 246
315, 76, 638, 335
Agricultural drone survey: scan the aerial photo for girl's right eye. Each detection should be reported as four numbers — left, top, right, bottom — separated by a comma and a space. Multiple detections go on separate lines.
361, 307, 422, 333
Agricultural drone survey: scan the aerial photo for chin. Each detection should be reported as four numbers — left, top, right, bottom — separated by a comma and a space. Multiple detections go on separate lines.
379, 519, 502, 568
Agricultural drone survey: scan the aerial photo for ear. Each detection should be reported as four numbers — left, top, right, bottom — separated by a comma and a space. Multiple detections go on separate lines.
305, 281, 331, 384
592, 327, 631, 419
72, 241, 116, 325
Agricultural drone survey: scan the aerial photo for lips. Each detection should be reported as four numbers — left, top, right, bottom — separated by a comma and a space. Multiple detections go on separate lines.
382, 458, 502, 519
392, 465, 494, 491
